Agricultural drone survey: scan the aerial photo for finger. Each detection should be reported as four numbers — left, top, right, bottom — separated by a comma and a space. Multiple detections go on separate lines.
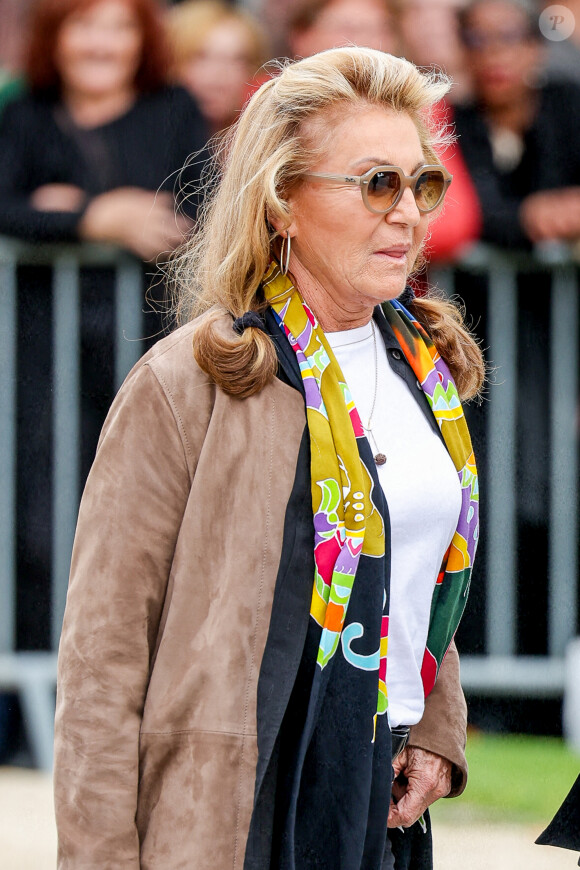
386, 788, 427, 829
387, 798, 404, 829
390, 778, 407, 803
392, 747, 409, 778
391, 760, 404, 780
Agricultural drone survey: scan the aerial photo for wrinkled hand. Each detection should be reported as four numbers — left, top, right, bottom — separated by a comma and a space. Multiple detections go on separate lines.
520, 187, 580, 243
78, 187, 192, 261
387, 746, 452, 829
30, 183, 87, 212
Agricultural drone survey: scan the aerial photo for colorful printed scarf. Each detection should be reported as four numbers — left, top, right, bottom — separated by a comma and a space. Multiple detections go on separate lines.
262, 262, 478, 710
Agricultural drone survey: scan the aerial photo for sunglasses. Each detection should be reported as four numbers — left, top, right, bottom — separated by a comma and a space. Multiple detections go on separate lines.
303, 164, 452, 215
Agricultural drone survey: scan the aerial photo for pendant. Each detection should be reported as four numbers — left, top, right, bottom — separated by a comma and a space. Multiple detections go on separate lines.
374, 453, 387, 466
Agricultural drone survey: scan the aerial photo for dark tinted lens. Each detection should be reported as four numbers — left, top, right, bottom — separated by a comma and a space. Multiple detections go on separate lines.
368, 169, 400, 207
415, 170, 445, 211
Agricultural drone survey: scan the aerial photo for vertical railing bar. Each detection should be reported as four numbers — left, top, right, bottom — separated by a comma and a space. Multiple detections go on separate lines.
0, 254, 18, 652
486, 260, 518, 656
115, 258, 144, 390
51, 255, 81, 650
548, 265, 579, 656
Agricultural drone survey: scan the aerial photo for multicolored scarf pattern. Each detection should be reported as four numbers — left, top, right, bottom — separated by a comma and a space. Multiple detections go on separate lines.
384, 299, 479, 694
262, 262, 478, 703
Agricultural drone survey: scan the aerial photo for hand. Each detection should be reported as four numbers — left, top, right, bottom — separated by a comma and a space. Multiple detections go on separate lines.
387, 746, 452, 829
520, 187, 580, 243
78, 187, 192, 261
30, 183, 87, 212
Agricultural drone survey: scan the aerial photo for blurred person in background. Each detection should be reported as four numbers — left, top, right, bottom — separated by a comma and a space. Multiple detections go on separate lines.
393, 0, 472, 103
451, 0, 580, 661
166, 0, 269, 135
454, 0, 580, 248
0, 0, 207, 259
0, 0, 208, 653
288, 0, 399, 58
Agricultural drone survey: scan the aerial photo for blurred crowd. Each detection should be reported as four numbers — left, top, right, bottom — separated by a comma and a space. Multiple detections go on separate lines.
0, 0, 579, 755
2, 0, 580, 263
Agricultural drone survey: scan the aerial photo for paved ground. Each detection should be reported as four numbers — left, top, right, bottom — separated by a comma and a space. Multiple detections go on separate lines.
1, 767, 576, 869
1, 768, 57, 870
433, 819, 576, 870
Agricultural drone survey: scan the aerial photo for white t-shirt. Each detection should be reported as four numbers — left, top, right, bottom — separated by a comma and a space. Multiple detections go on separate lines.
326, 319, 461, 728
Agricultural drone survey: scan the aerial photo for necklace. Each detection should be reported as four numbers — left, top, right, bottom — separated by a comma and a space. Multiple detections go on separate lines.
360, 321, 387, 466
329, 330, 374, 349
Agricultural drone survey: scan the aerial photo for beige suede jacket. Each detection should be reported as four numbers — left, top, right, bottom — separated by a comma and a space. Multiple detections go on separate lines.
54, 317, 469, 869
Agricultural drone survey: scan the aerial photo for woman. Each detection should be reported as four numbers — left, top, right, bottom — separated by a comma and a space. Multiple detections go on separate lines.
166, 0, 268, 134
54, 47, 484, 869
455, 0, 580, 248
453, 0, 580, 663
392, 0, 472, 104
0, 0, 207, 257
0, 0, 208, 650
287, 0, 398, 58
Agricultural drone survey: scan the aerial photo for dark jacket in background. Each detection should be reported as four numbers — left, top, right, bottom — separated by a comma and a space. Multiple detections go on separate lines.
0, 84, 207, 239
1, 85, 209, 650
453, 81, 580, 248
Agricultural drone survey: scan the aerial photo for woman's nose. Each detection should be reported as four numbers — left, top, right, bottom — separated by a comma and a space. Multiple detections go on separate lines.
387, 185, 421, 226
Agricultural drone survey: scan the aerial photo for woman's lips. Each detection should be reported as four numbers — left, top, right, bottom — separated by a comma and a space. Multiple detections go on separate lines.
375, 247, 410, 261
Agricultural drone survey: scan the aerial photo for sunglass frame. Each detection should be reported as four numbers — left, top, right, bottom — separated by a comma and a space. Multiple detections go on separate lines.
303, 164, 453, 215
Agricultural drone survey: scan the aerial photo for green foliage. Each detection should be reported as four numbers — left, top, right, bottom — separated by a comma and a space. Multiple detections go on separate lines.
430, 732, 580, 825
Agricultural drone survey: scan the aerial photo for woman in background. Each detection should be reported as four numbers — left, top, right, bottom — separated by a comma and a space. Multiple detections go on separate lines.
445, 0, 580, 666
455, 0, 580, 248
0, 0, 208, 257
166, 0, 269, 134
0, 0, 208, 650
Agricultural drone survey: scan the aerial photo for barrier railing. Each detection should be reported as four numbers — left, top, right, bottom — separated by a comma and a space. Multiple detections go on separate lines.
431, 243, 579, 710
0, 237, 578, 768
0, 237, 144, 769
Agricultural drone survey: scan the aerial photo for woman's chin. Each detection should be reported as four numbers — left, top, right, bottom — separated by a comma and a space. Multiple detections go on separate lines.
64, 72, 136, 99
369, 271, 409, 303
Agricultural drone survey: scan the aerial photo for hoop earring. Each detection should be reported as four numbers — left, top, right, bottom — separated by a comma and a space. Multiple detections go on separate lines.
280, 231, 291, 275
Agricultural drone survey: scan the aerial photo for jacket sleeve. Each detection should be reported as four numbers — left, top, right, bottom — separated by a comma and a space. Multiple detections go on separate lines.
407, 640, 468, 797
53, 361, 198, 868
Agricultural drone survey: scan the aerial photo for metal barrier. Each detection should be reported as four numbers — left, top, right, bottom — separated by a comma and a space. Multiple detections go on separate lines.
0, 238, 578, 768
0, 237, 144, 769
431, 243, 579, 706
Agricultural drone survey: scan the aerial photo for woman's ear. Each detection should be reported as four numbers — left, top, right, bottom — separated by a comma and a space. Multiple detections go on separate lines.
266, 205, 297, 239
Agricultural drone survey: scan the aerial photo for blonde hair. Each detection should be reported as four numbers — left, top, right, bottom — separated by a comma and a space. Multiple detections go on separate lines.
166, 0, 268, 74
171, 47, 484, 400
